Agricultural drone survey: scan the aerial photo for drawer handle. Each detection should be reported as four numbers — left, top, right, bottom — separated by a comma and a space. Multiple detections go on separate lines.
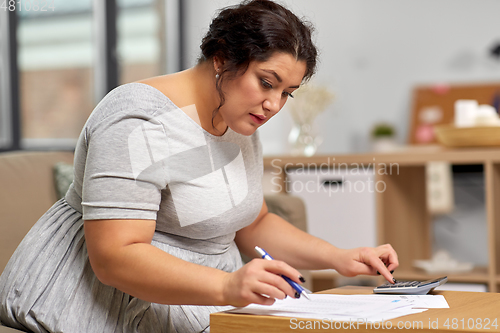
322, 179, 343, 187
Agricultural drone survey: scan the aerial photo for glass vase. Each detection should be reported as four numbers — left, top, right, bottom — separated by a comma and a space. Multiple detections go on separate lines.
288, 121, 322, 157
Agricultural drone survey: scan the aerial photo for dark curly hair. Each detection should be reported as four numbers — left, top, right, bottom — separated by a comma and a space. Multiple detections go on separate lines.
198, 0, 318, 126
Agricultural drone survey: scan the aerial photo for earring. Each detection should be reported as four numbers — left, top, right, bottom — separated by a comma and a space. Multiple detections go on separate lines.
215, 73, 220, 80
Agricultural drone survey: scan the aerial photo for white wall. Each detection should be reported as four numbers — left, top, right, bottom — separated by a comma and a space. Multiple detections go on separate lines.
184, 0, 500, 156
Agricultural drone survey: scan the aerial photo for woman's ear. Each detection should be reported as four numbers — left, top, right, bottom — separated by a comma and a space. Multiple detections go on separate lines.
213, 56, 225, 73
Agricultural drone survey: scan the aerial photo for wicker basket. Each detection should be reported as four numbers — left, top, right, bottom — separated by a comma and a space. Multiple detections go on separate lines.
434, 124, 500, 147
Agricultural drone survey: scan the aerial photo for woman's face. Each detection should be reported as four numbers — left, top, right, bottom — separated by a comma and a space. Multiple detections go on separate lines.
218, 52, 307, 136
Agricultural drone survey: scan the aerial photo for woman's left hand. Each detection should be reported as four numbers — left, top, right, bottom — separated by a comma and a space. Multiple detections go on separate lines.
333, 244, 399, 283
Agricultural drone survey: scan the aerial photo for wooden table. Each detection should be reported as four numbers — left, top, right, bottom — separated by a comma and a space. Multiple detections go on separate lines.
211, 286, 500, 332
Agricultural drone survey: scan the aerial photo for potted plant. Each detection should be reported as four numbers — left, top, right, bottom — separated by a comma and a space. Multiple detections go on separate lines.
371, 123, 398, 152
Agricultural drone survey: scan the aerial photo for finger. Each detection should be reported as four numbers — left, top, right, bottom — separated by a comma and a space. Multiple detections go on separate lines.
255, 280, 288, 300
262, 260, 303, 285
362, 250, 394, 283
378, 248, 399, 272
378, 244, 399, 263
386, 263, 398, 273
385, 253, 399, 272
372, 259, 395, 283
258, 270, 296, 298
237, 287, 278, 307
376, 257, 395, 275
252, 293, 277, 306
245, 260, 296, 299
376, 269, 394, 275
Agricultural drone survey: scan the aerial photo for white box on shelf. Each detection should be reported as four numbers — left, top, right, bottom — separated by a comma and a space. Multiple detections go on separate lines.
286, 168, 376, 250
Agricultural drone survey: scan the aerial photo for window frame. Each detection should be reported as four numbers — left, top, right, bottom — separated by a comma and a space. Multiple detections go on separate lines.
0, 9, 20, 151
0, 0, 184, 152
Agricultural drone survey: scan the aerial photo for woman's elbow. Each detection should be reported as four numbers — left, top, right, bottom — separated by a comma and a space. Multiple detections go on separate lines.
87, 252, 115, 286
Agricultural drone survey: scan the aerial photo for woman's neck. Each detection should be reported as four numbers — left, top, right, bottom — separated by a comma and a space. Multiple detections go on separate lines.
188, 63, 227, 136
139, 62, 227, 136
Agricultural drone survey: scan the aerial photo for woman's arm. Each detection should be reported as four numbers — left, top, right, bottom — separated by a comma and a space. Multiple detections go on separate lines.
84, 218, 303, 307
235, 200, 399, 283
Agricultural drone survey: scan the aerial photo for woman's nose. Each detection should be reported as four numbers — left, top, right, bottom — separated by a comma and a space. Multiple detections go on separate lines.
263, 92, 282, 114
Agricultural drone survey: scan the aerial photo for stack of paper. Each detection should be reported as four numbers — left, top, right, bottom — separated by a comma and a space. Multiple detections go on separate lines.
229, 294, 449, 323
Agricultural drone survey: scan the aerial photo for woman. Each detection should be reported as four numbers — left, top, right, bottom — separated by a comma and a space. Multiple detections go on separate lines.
0, 0, 398, 332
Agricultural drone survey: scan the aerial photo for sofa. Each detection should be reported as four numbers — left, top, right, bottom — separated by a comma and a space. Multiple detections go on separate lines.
0, 150, 310, 331
0, 151, 75, 274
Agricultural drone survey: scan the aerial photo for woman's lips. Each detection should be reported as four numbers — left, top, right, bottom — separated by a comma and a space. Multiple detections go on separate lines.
250, 113, 266, 125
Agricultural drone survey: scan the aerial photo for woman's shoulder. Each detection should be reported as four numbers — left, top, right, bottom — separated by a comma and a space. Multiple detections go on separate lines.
91, 82, 175, 119
136, 71, 193, 109
105, 82, 172, 107
81, 82, 178, 138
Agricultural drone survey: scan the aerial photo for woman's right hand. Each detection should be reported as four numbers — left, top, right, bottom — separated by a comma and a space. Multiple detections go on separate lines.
221, 258, 303, 307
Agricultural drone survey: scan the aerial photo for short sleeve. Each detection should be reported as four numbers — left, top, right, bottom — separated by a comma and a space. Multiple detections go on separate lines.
81, 101, 170, 221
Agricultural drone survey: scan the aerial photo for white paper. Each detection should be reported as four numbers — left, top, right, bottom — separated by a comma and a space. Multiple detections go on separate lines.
228, 293, 447, 323
350, 294, 449, 309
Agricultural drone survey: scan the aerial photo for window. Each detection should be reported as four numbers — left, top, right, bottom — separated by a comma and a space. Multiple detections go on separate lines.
0, 10, 11, 148
0, 9, 19, 150
1, 0, 182, 151
17, 0, 95, 148
118, 0, 162, 84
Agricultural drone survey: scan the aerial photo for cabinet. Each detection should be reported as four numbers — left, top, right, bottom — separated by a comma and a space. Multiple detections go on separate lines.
286, 168, 376, 250
264, 145, 500, 292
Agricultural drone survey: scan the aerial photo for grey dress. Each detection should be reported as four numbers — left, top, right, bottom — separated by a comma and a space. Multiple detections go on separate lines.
0, 83, 264, 333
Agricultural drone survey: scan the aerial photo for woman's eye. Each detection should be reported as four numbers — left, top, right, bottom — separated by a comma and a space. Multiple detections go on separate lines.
261, 78, 293, 98
261, 79, 272, 89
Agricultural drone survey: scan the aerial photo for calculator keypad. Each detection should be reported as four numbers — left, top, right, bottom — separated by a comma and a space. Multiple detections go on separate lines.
373, 276, 448, 295
377, 281, 421, 288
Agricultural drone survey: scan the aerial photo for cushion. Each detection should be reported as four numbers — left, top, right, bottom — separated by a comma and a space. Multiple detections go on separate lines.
53, 162, 74, 200
264, 194, 308, 233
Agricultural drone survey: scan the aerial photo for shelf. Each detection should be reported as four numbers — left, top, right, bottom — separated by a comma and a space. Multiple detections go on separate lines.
265, 148, 500, 293
394, 267, 490, 284
310, 269, 339, 279
310, 268, 490, 284
263, 146, 500, 169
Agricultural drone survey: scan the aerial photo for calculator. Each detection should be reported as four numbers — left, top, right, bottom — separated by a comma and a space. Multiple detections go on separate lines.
373, 276, 448, 295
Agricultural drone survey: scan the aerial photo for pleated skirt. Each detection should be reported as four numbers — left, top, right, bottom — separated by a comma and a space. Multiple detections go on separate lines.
0, 199, 239, 333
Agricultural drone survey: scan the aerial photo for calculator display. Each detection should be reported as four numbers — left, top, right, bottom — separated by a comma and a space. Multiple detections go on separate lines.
418, 277, 446, 286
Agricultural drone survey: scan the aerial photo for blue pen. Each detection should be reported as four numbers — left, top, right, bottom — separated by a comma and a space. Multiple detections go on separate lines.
254, 246, 311, 300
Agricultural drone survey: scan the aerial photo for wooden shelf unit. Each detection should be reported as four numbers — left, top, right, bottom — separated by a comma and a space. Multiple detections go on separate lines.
264, 145, 500, 292
394, 267, 490, 284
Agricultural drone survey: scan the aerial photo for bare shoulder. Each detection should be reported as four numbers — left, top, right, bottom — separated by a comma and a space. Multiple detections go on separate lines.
136, 73, 179, 97
136, 71, 193, 108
